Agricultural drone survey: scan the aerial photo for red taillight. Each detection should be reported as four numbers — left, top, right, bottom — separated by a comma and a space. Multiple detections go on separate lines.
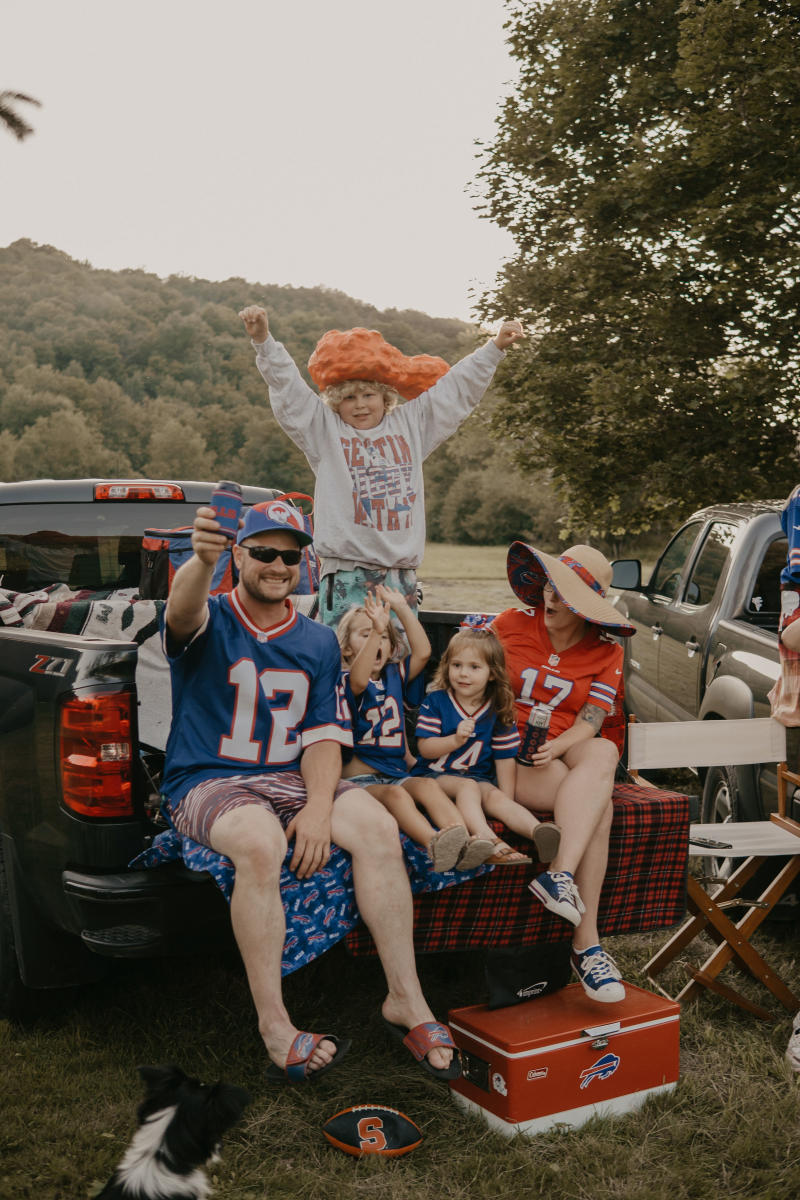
60, 693, 134, 817
93, 482, 185, 500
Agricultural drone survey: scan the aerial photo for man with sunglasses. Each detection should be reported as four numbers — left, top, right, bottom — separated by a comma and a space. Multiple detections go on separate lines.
160, 500, 460, 1084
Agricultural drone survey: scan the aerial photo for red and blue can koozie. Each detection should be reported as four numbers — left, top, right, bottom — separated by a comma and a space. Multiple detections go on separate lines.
210, 480, 243, 540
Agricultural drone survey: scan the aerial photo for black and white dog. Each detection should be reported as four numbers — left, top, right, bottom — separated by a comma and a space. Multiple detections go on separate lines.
97, 1064, 251, 1199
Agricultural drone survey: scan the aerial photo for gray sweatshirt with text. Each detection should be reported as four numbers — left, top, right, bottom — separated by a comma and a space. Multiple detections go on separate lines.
253, 335, 504, 574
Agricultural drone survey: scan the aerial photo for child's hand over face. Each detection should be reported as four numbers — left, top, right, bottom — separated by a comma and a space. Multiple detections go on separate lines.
239, 305, 269, 342
454, 717, 475, 746
364, 590, 392, 634
493, 319, 524, 350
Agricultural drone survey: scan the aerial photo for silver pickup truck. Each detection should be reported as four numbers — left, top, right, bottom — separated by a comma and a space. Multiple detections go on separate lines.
612, 501, 800, 827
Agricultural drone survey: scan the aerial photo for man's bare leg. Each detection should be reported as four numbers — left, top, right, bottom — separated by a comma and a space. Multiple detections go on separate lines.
209, 805, 337, 1074
331, 789, 455, 1073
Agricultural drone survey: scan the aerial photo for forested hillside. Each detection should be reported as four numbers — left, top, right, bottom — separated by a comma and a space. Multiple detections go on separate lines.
0, 239, 556, 546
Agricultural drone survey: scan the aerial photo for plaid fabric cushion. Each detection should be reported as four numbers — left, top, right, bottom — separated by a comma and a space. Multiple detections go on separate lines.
344, 782, 689, 956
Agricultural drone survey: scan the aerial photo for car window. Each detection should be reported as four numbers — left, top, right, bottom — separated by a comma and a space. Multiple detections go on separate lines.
748, 535, 786, 619
683, 523, 736, 606
649, 521, 704, 600
0, 501, 202, 592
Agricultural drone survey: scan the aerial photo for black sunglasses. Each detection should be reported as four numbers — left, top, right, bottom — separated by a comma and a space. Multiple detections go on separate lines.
240, 545, 303, 566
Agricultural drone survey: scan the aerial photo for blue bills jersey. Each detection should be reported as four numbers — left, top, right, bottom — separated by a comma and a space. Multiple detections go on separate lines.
341, 656, 425, 778
162, 593, 352, 805
781, 485, 800, 585
410, 688, 519, 780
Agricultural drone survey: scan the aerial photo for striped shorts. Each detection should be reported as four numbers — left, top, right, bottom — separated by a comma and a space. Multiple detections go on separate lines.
171, 771, 360, 847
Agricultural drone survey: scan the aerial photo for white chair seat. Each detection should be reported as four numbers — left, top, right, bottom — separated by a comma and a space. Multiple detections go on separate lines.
689, 821, 800, 857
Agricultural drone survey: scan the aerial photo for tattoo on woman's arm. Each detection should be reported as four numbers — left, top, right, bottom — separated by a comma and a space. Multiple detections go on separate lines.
579, 703, 605, 731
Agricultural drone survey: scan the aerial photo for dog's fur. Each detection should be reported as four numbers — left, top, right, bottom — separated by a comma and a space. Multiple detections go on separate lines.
96, 1064, 250, 1199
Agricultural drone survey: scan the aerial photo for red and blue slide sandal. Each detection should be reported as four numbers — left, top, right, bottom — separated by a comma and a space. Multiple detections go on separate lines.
382, 1018, 462, 1081
266, 1031, 351, 1083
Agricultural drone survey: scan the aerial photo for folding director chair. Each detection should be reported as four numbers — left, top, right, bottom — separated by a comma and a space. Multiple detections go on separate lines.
627, 717, 800, 1020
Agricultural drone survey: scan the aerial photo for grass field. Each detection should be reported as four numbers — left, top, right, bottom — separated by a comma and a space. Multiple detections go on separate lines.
4, 544, 800, 1198
419, 543, 519, 613
4, 922, 800, 1199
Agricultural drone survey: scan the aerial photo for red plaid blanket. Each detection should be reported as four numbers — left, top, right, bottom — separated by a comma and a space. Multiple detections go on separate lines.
344, 782, 689, 956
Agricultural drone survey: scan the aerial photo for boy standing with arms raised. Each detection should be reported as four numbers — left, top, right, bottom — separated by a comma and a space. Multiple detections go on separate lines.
239, 305, 523, 626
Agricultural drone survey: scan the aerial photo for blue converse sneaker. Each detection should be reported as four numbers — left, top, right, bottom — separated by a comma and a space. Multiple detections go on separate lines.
528, 870, 586, 926
572, 945, 626, 1003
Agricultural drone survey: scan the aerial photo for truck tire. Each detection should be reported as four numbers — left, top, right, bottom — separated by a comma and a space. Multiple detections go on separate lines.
700, 765, 740, 882
0, 841, 28, 1019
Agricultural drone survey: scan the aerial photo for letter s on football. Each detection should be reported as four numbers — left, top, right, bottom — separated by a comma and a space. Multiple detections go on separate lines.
322, 1105, 422, 1157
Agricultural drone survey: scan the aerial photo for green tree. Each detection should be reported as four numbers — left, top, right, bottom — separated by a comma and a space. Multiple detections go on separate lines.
14, 408, 130, 478
478, 0, 800, 541
0, 239, 500, 536
140, 399, 215, 479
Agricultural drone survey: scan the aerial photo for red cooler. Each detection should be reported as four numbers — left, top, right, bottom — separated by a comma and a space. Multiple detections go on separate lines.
449, 982, 679, 1136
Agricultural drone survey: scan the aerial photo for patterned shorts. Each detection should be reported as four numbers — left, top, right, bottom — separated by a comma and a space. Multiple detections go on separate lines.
345, 771, 408, 787
318, 566, 418, 629
171, 771, 360, 847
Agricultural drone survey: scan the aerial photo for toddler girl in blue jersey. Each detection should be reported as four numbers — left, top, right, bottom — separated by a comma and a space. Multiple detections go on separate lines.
337, 586, 505, 871
411, 626, 552, 863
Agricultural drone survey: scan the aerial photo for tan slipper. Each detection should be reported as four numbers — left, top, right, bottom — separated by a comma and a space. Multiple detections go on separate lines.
484, 838, 532, 866
456, 835, 497, 871
428, 824, 469, 873
533, 821, 561, 863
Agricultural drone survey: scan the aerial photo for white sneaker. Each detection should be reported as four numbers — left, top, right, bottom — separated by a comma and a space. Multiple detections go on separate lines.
572, 945, 626, 1003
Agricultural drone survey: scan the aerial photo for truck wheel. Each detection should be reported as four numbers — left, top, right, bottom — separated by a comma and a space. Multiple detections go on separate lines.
0, 842, 28, 1020
700, 765, 740, 881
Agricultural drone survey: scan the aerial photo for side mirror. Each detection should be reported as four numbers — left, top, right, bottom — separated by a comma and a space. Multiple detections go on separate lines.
611, 559, 641, 590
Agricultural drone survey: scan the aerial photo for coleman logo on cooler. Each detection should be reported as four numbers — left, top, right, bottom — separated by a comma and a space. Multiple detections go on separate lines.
579, 1051, 620, 1089
526, 1067, 548, 1081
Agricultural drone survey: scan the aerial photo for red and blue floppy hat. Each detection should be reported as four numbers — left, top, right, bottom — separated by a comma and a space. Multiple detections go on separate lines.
507, 541, 635, 637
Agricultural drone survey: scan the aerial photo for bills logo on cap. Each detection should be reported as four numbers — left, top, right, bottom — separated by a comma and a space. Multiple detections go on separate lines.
262, 500, 303, 531
237, 499, 313, 545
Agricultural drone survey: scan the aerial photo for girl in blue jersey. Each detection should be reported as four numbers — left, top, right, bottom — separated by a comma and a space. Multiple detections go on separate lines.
411, 627, 557, 864
337, 586, 502, 871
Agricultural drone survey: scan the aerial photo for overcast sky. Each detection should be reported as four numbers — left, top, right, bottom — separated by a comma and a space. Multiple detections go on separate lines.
2, 0, 518, 321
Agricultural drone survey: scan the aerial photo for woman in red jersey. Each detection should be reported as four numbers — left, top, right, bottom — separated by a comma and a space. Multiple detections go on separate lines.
492, 543, 635, 1004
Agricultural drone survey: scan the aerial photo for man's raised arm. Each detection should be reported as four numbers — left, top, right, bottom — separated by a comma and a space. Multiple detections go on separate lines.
166, 506, 230, 645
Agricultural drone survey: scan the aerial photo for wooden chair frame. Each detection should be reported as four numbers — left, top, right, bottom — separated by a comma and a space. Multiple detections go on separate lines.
627, 717, 800, 1020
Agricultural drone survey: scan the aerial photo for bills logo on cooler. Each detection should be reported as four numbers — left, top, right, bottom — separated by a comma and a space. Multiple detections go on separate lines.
579, 1051, 620, 1090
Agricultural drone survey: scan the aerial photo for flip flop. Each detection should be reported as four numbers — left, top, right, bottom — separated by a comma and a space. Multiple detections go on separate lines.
533, 821, 562, 863
484, 838, 532, 866
428, 824, 469, 872
265, 1031, 351, 1083
456, 835, 497, 871
382, 1017, 461, 1081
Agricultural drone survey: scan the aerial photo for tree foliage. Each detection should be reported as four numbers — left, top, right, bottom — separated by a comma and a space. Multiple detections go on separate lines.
0, 239, 545, 545
477, 0, 800, 540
